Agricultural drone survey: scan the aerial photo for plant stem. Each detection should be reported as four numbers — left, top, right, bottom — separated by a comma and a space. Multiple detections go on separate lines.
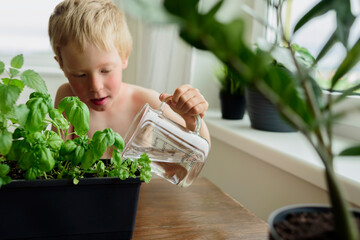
325, 163, 359, 239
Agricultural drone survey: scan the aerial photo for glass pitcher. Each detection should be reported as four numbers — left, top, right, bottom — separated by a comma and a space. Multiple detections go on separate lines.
122, 101, 209, 187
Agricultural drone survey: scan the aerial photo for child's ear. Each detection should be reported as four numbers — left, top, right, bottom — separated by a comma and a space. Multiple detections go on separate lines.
122, 57, 129, 69
54, 56, 63, 69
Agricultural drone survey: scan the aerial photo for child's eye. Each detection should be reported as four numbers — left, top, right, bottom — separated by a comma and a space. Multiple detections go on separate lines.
101, 70, 110, 74
74, 73, 86, 78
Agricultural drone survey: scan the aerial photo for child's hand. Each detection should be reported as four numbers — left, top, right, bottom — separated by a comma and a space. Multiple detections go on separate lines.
159, 84, 208, 130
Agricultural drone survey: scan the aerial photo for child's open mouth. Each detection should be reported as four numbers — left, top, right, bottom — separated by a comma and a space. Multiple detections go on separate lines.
91, 97, 108, 106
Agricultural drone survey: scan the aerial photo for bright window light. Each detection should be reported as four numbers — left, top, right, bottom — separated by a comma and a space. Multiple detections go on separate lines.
0, 0, 61, 55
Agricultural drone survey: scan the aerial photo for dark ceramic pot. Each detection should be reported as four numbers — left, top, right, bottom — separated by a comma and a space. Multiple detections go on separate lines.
0, 177, 142, 240
219, 91, 246, 120
245, 87, 297, 132
268, 204, 360, 240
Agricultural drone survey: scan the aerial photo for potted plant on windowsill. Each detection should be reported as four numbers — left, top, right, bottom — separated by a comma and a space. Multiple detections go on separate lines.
125, 0, 360, 238
0, 54, 152, 240
216, 63, 246, 119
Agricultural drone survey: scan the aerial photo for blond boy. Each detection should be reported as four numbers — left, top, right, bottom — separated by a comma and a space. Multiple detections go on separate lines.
48, 0, 210, 145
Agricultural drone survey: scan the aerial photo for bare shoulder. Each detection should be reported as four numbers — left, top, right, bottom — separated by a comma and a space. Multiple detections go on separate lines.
54, 83, 74, 107
127, 84, 161, 109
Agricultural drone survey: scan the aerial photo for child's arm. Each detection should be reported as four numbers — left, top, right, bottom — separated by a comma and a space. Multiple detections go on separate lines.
159, 84, 211, 146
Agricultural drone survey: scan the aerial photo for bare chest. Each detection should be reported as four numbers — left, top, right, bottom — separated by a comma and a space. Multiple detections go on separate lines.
87, 110, 138, 140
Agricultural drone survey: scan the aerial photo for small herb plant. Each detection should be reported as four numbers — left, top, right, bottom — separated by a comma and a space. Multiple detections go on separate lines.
216, 64, 245, 96
0, 55, 152, 187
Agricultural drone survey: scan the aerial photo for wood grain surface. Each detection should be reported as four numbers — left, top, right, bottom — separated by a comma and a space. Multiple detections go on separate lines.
133, 177, 268, 239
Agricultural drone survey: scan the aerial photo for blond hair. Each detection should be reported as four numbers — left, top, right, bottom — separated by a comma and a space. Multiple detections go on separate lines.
48, 0, 132, 64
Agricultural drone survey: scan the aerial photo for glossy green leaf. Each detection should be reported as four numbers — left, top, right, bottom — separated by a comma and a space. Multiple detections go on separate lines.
339, 145, 360, 156
332, 38, 360, 88
20, 70, 47, 93
59, 97, 89, 135
10, 54, 24, 69
164, 0, 199, 19
0, 84, 21, 113
315, 31, 337, 63
294, 0, 332, 33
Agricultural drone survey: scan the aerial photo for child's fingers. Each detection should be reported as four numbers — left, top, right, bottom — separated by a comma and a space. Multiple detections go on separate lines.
159, 93, 171, 103
171, 84, 193, 104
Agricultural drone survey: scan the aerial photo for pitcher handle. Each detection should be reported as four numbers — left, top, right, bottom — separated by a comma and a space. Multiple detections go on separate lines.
159, 97, 202, 135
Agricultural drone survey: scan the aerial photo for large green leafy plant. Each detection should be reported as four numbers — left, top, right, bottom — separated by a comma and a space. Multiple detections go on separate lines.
124, 0, 360, 238
160, 0, 360, 238
0, 55, 152, 187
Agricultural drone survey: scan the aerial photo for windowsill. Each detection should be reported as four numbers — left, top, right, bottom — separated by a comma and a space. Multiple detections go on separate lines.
204, 109, 360, 206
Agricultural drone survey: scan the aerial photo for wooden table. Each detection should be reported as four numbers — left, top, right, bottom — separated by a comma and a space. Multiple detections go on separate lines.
133, 177, 268, 239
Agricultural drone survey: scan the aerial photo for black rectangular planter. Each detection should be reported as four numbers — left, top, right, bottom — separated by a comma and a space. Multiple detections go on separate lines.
0, 177, 142, 240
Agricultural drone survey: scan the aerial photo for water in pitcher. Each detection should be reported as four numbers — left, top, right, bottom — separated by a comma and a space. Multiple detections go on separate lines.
122, 122, 206, 187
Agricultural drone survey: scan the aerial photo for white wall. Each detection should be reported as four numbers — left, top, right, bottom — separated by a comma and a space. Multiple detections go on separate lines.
200, 136, 331, 221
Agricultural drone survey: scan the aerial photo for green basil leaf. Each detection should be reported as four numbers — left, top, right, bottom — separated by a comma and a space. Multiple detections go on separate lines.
91, 139, 107, 159
93, 128, 115, 148
7, 140, 25, 161
114, 132, 125, 151
10, 54, 24, 69
9, 68, 20, 78
96, 161, 105, 173
119, 168, 129, 180
25, 168, 37, 180
2, 78, 25, 91
0, 164, 10, 177
60, 97, 89, 135
60, 140, 77, 155
20, 70, 47, 93
38, 148, 55, 172
19, 151, 34, 170
46, 131, 63, 151
73, 146, 85, 166
14, 104, 30, 126
0, 61, 4, 75
112, 150, 122, 167
0, 128, 12, 155
0, 84, 21, 113
25, 98, 48, 132
81, 150, 97, 170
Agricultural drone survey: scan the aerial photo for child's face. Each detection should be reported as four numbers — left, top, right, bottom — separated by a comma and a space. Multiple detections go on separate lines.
59, 41, 128, 111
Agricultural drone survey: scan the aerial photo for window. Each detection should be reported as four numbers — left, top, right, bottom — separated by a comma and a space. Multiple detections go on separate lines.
0, 0, 62, 70
268, 0, 360, 91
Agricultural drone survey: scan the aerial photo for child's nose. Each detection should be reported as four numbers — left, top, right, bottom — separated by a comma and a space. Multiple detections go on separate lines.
89, 74, 103, 92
